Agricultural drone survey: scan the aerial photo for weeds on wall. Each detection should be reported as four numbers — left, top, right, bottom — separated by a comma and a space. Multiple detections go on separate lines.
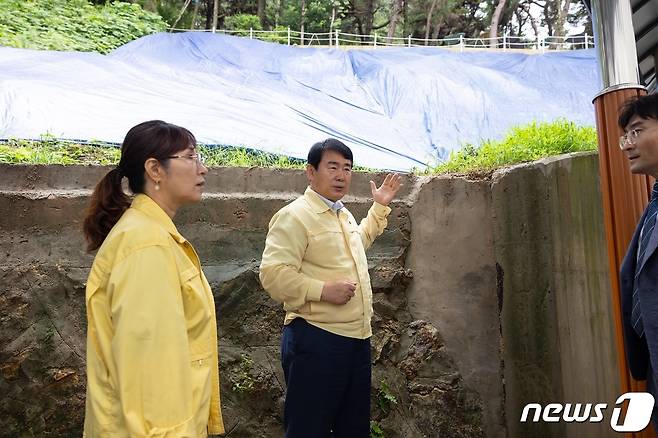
229, 353, 256, 393
369, 380, 399, 438
0, 137, 307, 168
429, 119, 597, 175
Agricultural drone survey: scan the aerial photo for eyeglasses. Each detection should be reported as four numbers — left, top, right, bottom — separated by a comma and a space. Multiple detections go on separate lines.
618, 127, 658, 149
619, 130, 641, 149
167, 152, 205, 165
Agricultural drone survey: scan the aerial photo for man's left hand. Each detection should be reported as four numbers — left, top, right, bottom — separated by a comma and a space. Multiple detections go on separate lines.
370, 173, 402, 206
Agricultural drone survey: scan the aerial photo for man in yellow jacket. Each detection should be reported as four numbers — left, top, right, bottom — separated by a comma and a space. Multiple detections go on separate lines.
259, 138, 401, 438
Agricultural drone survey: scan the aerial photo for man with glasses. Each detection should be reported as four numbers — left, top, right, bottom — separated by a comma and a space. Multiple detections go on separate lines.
259, 138, 401, 437
619, 93, 658, 431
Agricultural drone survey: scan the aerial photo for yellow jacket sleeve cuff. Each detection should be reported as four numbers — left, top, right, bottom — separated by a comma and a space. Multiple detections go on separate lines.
306, 279, 324, 302
372, 201, 392, 217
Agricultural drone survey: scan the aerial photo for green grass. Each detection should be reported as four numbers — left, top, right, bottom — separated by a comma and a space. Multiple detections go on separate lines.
0, 119, 598, 173
0, 137, 308, 169
427, 119, 597, 175
200, 145, 305, 169
0, 137, 120, 165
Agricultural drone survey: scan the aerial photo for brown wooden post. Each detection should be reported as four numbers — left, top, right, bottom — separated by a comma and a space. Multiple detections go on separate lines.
594, 85, 655, 438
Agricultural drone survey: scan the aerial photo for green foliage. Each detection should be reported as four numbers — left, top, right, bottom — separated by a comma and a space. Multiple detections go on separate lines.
0, 137, 120, 165
369, 381, 396, 437
225, 13, 262, 36
376, 380, 398, 414
0, 138, 308, 168
259, 25, 290, 44
1, 120, 596, 173
229, 353, 255, 393
199, 145, 306, 169
278, 0, 335, 34
429, 119, 597, 175
370, 420, 385, 438
0, 0, 167, 53
42, 327, 55, 342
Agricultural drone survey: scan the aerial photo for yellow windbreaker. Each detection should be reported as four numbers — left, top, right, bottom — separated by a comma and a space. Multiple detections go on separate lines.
84, 194, 224, 437
260, 187, 391, 339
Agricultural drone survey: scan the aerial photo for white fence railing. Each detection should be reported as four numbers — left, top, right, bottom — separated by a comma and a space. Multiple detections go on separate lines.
169, 28, 595, 52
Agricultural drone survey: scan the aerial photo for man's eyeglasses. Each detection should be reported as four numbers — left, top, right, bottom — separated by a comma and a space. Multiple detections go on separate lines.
619, 129, 641, 149
167, 152, 205, 165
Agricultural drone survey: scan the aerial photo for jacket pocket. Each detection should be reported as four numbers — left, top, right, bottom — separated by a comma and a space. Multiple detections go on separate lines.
180, 267, 215, 359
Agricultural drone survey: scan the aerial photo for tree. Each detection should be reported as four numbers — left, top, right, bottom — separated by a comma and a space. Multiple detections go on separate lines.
121, 0, 593, 46
516, 1, 539, 38
424, 0, 437, 42
388, 0, 403, 38
540, 0, 572, 38
212, 0, 218, 30
301, 0, 306, 42
258, 0, 266, 26
189, 0, 201, 29
489, 0, 506, 46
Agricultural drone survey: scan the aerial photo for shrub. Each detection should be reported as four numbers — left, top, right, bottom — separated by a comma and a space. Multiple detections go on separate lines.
0, 0, 167, 53
224, 13, 261, 37
259, 25, 290, 44
430, 119, 597, 174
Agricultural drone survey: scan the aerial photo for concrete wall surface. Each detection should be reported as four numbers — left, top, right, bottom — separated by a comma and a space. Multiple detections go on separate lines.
0, 152, 621, 438
493, 153, 620, 438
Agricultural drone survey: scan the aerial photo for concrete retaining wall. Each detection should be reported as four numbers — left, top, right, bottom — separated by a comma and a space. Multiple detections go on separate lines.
0, 152, 620, 437
493, 153, 620, 438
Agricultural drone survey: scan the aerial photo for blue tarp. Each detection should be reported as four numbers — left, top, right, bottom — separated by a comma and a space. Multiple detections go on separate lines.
0, 32, 599, 170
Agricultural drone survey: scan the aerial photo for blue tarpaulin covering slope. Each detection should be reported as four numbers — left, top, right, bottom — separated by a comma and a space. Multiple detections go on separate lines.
0, 32, 599, 170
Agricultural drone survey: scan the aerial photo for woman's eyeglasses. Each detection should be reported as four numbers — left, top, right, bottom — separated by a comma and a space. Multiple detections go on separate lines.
167, 152, 205, 165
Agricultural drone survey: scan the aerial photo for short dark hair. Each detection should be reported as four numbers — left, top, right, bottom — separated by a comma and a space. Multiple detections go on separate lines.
307, 138, 353, 169
619, 94, 658, 129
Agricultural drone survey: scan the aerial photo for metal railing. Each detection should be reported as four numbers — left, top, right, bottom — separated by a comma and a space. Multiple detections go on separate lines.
169, 27, 596, 52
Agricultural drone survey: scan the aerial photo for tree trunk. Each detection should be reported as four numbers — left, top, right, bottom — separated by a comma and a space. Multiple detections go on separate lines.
432, 22, 441, 40
521, 1, 539, 39
424, 0, 438, 45
489, 0, 507, 48
554, 0, 572, 38
212, 0, 218, 31
330, 5, 336, 31
544, 1, 554, 36
190, 0, 200, 29
388, 0, 403, 39
205, 0, 213, 29
171, 0, 191, 30
258, 0, 266, 29
300, 0, 305, 45
275, 0, 282, 27
362, 0, 375, 37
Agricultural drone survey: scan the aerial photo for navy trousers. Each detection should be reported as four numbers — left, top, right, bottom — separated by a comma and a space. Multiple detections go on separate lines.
281, 318, 371, 438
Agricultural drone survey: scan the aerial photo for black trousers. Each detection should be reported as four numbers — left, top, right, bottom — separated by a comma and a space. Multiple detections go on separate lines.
281, 318, 371, 438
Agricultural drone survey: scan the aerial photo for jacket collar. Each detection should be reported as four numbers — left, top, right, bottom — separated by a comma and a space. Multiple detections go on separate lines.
131, 194, 187, 244
304, 186, 338, 214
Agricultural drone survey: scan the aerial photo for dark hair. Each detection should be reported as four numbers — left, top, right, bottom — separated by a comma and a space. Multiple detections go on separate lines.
619, 94, 658, 129
307, 138, 353, 169
83, 120, 196, 251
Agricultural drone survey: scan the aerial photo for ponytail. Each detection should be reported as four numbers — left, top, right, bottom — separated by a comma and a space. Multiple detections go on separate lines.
82, 120, 197, 251
83, 167, 131, 252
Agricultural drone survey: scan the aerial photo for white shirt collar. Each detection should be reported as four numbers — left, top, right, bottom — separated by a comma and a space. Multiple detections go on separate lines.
313, 190, 344, 213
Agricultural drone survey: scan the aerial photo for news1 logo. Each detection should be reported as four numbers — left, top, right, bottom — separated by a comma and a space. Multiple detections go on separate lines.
520, 392, 655, 432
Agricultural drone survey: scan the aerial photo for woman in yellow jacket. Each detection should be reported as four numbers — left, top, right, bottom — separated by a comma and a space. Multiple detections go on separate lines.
82, 120, 224, 437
